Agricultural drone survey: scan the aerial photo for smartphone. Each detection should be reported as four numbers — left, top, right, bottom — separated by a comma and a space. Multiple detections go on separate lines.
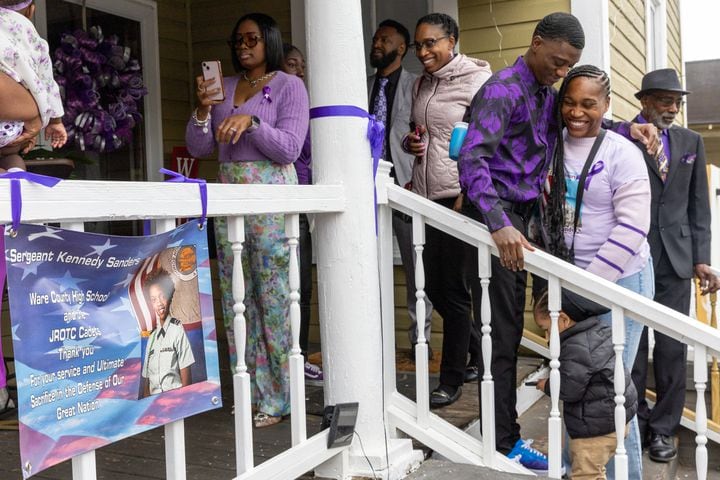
524, 381, 538, 387
201, 60, 225, 102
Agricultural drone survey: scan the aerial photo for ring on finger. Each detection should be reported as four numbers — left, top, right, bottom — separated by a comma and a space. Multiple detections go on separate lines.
229, 127, 238, 132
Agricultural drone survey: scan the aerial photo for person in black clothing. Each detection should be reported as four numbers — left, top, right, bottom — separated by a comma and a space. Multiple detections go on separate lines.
534, 290, 637, 480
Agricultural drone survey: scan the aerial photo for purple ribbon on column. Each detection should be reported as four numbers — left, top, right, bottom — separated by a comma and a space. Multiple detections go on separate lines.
584, 161, 605, 190
309, 105, 385, 234
0, 171, 62, 233
143, 168, 208, 235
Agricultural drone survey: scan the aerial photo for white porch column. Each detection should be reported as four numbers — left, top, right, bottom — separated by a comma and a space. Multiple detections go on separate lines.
305, 1, 422, 478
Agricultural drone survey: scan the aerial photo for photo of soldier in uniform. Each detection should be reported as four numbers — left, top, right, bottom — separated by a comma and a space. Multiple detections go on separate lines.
141, 268, 195, 396
132, 244, 208, 398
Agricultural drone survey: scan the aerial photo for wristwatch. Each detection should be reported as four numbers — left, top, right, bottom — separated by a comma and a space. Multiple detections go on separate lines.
248, 115, 260, 132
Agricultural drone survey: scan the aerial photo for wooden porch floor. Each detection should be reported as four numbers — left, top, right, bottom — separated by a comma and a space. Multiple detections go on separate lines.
0, 346, 490, 480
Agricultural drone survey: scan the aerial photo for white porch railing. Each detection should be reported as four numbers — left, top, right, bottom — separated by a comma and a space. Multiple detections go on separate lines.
375, 161, 720, 480
2, 166, 718, 480
0, 179, 350, 480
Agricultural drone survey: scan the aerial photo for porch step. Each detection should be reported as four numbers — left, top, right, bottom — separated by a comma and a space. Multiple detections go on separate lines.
406, 459, 542, 478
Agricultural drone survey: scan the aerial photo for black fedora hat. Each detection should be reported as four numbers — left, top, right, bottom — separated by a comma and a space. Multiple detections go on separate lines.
635, 68, 690, 99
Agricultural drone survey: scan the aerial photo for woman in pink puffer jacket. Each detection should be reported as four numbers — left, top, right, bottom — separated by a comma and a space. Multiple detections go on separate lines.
403, 13, 491, 409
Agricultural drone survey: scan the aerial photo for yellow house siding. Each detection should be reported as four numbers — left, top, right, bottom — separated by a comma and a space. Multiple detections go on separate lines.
157, 0, 194, 168
667, 0, 681, 73
609, 0, 645, 122
458, 0, 570, 73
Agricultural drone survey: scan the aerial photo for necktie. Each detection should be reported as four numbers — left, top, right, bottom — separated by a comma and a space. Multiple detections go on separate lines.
373, 77, 389, 159
656, 138, 669, 182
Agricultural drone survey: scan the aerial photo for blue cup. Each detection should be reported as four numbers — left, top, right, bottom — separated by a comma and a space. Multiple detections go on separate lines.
449, 121, 468, 161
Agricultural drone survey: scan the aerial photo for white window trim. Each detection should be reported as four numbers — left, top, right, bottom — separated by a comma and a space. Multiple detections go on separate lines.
571, 0, 612, 116
645, 0, 668, 72
35, 0, 164, 181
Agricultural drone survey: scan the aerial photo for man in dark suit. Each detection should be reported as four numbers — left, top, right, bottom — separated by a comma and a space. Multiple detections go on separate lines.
367, 19, 436, 358
630, 68, 720, 463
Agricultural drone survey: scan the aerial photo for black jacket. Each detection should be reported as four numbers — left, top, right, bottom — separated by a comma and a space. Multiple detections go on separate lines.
544, 318, 638, 439
629, 118, 711, 278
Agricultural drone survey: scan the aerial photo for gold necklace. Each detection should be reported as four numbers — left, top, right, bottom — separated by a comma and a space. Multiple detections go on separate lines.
242, 71, 275, 88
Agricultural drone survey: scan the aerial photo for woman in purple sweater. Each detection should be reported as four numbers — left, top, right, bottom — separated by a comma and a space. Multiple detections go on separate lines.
186, 12, 309, 428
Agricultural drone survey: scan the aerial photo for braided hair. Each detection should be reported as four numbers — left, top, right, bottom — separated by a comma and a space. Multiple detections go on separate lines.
545, 64, 611, 261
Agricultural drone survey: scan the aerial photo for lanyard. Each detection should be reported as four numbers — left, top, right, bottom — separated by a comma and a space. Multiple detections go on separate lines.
568, 129, 606, 261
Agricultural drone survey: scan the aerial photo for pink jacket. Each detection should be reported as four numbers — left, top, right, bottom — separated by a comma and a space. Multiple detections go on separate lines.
410, 54, 491, 200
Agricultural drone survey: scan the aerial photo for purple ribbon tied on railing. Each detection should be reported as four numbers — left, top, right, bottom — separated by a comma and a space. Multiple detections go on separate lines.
309, 105, 385, 234
143, 168, 208, 235
0, 171, 62, 233
584, 161, 605, 190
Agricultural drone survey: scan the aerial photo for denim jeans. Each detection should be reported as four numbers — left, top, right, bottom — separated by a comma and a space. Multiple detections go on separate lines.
598, 259, 655, 480
563, 258, 654, 479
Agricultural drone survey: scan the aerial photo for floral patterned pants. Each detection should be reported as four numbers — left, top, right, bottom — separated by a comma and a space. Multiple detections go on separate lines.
214, 161, 296, 417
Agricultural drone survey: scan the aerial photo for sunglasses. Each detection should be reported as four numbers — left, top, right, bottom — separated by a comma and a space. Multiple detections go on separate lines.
227, 34, 263, 49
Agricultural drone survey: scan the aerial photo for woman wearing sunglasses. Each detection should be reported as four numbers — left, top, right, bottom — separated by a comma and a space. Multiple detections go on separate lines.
186, 12, 309, 428
402, 13, 491, 408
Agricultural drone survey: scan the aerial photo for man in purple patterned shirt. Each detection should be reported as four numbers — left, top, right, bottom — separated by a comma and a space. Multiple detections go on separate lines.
457, 12, 585, 470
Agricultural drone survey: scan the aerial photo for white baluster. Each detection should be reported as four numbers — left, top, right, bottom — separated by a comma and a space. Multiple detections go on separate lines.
71, 452, 96, 480
610, 305, 627, 480
695, 343, 708, 480
154, 218, 188, 480
228, 216, 253, 474
547, 276, 562, 479
375, 180, 399, 420
286, 213, 306, 445
477, 244, 495, 466
59, 222, 98, 480
412, 212, 429, 428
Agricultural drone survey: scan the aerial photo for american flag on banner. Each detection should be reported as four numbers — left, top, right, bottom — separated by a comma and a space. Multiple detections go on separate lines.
129, 254, 161, 335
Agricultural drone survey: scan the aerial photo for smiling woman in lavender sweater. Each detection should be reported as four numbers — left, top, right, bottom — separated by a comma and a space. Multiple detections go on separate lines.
186, 12, 308, 428
544, 65, 653, 479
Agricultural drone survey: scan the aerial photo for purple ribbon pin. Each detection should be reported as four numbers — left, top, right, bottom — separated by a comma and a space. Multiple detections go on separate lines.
0, 171, 62, 233
584, 161, 605, 190
143, 168, 208, 235
309, 105, 385, 234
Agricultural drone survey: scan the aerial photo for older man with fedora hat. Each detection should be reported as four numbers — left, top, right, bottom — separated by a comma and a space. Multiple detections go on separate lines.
629, 67, 720, 462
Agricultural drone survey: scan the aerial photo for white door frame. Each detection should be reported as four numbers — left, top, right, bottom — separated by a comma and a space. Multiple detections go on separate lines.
35, 0, 164, 181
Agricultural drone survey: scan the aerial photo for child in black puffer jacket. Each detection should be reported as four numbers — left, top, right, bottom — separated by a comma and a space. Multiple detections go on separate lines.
533, 289, 637, 480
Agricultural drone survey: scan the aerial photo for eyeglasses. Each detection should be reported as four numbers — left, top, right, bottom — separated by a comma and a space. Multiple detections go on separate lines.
650, 95, 685, 109
409, 36, 448, 51
227, 34, 263, 49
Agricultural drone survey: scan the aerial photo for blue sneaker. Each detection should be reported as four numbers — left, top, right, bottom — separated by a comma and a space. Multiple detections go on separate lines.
506, 438, 548, 473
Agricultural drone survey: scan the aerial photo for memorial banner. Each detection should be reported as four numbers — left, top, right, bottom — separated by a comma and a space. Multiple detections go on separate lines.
4, 220, 221, 478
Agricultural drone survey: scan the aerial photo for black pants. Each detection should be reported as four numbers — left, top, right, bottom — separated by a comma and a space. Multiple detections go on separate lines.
465, 203, 529, 454
299, 213, 313, 359
631, 250, 690, 437
424, 198, 476, 387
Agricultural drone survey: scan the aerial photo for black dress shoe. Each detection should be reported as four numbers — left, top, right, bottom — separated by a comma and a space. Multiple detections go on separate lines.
648, 433, 677, 462
464, 365, 479, 383
429, 384, 462, 409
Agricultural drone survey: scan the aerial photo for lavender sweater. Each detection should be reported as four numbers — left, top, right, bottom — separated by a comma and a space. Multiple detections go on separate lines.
185, 71, 309, 166
561, 130, 651, 281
